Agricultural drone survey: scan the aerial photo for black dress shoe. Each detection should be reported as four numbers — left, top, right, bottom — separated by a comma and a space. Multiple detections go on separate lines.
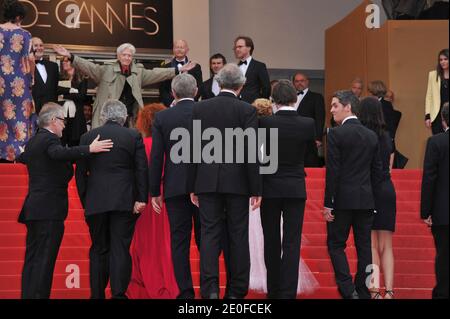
205, 292, 219, 299
348, 291, 360, 299
223, 295, 238, 299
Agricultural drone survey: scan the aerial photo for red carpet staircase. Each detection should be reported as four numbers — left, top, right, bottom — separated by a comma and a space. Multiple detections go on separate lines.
0, 164, 434, 299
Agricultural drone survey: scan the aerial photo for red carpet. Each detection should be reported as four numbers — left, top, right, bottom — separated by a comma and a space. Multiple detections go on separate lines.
0, 164, 434, 299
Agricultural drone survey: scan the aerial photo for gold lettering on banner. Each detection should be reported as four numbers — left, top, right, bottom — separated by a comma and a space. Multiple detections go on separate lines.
143, 7, 159, 36
21, 1, 161, 37
130, 2, 144, 32
20, 1, 40, 28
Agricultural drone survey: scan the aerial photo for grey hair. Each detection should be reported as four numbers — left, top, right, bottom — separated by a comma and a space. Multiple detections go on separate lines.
171, 73, 198, 99
100, 100, 128, 126
215, 63, 246, 90
333, 90, 360, 115
272, 79, 298, 106
38, 102, 64, 128
117, 43, 136, 56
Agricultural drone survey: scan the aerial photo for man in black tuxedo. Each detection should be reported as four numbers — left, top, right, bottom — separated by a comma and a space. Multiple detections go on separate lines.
292, 72, 325, 167
323, 91, 383, 299
190, 64, 262, 299
259, 80, 316, 299
159, 40, 203, 107
18, 102, 112, 299
149, 74, 201, 299
76, 100, 148, 299
421, 102, 449, 299
31, 37, 60, 114
200, 53, 227, 100
234, 36, 271, 104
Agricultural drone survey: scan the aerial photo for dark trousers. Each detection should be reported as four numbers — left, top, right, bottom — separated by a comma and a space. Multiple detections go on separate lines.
260, 198, 306, 299
432, 225, 449, 299
304, 141, 324, 168
198, 194, 250, 299
327, 210, 374, 299
86, 211, 138, 299
432, 113, 444, 135
21, 220, 65, 299
165, 195, 201, 299
220, 215, 232, 298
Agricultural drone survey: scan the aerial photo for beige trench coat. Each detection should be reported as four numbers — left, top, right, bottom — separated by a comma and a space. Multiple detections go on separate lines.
73, 56, 176, 128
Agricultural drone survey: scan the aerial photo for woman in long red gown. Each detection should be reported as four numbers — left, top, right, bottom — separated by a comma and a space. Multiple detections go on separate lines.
126, 104, 179, 299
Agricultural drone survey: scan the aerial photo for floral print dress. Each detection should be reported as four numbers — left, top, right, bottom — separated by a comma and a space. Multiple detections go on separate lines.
0, 27, 36, 161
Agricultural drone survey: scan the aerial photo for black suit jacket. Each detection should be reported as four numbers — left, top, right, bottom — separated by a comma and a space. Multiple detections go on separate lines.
32, 60, 60, 114
17, 129, 90, 223
190, 92, 261, 196
240, 59, 271, 104
149, 99, 195, 199
297, 90, 326, 141
259, 110, 316, 198
199, 78, 216, 100
324, 118, 383, 210
159, 58, 203, 107
76, 121, 148, 216
421, 130, 449, 226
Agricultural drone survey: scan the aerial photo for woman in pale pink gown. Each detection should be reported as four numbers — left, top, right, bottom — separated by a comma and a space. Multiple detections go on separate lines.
248, 99, 319, 296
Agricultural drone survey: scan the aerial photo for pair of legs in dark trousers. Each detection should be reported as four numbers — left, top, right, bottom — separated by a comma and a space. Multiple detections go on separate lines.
21, 220, 65, 299
86, 211, 138, 299
431, 225, 449, 299
198, 194, 250, 299
260, 198, 306, 299
327, 210, 374, 299
165, 195, 201, 299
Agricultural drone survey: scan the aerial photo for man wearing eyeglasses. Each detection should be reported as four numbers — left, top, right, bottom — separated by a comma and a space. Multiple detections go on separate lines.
17, 102, 113, 299
233, 36, 271, 104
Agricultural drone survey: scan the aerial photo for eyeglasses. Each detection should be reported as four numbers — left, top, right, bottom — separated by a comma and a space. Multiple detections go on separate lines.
55, 117, 67, 125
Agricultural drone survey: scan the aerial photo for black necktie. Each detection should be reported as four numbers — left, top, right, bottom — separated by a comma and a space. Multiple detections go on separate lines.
297, 91, 304, 96
239, 60, 248, 66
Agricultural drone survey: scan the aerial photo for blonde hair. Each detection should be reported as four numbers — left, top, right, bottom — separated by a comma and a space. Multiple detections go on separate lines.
252, 98, 273, 117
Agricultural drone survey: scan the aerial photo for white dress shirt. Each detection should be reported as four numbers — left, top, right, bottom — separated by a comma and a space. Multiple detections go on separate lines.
36, 61, 47, 83
212, 79, 220, 96
239, 56, 252, 76
342, 115, 358, 125
221, 89, 238, 97
294, 88, 309, 111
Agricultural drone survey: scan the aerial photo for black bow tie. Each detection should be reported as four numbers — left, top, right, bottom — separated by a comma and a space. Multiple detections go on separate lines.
297, 91, 304, 96
176, 60, 186, 66
239, 60, 248, 66
36, 60, 44, 65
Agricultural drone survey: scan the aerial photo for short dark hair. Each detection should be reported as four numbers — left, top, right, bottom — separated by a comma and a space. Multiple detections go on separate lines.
234, 36, 254, 55
2, 0, 26, 22
272, 80, 298, 106
209, 53, 227, 76
333, 90, 360, 115
442, 102, 449, 127
358, 97, 387, 137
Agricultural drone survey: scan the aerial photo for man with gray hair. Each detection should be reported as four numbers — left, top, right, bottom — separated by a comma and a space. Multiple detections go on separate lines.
75, 100, 148, 299
323, 91, 383, 299
53, 43, 197, 128
189, 63, 262, 299
149, 73, 201, 299
18, 102, 113, 299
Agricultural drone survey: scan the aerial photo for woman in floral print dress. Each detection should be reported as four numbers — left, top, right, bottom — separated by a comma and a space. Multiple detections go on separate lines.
0, 0, 36, 162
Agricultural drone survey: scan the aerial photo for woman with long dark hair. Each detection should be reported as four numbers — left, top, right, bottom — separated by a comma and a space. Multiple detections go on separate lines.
0, 0, 36, 162
426, 49, 449, 135
59, 57, 88, 146
358, 97, 397, 299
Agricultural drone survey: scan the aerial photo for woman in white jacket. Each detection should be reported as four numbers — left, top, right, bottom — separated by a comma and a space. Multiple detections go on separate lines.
425, 49, 449, 135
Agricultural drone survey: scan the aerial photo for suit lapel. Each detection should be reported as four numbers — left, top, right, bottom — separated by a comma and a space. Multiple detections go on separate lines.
245, 59, 256, 77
